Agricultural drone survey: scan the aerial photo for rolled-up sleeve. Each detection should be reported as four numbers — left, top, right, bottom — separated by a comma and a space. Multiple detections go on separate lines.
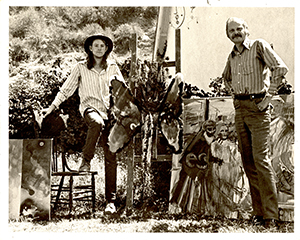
108, 63, 125, 84
257, 39, 288, 87
52, 64, 80, 108
222, 57, 234, 94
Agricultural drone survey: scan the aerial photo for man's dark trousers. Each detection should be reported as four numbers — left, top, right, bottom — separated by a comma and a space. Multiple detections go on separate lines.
234, 98, 278, 220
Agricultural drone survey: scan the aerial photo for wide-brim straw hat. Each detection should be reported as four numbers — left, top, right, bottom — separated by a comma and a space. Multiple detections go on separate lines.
84, 34, 113, 54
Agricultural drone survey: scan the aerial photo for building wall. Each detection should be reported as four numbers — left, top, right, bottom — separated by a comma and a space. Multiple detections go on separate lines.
154, 7, 294, 92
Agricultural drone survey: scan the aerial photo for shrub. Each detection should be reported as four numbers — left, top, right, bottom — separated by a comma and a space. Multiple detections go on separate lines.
9, 8, 36, 39
113, 23, 144, 55
9, 38, 30, 65
9, 74, 45, 138
9, 54, 86, 154
209, 76, 230, 97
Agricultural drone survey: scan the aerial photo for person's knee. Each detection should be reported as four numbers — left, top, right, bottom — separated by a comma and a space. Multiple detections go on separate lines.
88, 111, 105, 128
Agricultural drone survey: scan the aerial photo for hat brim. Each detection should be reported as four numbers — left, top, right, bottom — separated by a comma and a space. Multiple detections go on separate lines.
84, 35, 113, 54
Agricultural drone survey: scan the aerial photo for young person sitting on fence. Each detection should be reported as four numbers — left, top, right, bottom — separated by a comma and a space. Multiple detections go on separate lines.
42, 33, 125, 214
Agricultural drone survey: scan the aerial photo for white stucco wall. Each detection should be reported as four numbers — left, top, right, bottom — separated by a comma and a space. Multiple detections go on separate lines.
154, 6, 294, 92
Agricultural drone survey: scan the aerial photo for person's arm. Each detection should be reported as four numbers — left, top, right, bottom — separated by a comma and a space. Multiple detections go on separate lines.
108, 63, 125, 83
257, 39, 289, 96
255, 40, 288, 111
42, 104, 56, 117
222, 57, 234, 97
42, 63, 80, 117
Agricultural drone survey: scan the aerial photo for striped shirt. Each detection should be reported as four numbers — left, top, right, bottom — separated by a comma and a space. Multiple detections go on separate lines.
52, 60, 125, 120
222, 38, 288, 95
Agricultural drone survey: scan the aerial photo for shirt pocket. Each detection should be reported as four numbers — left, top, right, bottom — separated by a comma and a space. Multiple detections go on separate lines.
242, 65, 254, 75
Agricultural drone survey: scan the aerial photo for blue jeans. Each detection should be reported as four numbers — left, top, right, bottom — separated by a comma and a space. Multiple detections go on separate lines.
234, 98, 278, 220
83, 108, 116, 202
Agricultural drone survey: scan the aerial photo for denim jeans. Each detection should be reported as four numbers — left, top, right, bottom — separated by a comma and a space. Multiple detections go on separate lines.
234, 98, 278, 220
83, 108, 116, 202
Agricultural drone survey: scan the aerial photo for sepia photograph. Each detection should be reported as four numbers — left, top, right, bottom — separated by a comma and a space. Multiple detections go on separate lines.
3, 0, 297, 237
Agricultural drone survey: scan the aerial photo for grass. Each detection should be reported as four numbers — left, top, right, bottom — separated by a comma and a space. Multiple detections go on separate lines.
8, 211, 294, 233
7, 148, 294, 234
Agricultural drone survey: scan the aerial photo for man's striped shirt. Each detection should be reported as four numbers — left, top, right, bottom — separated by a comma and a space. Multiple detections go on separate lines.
222, 38, 288, 95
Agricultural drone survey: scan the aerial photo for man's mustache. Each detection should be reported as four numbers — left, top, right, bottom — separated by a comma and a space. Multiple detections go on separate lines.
233, 34, 242, 38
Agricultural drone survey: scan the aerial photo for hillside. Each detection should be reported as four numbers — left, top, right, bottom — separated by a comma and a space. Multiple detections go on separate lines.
9, 6, 158, 74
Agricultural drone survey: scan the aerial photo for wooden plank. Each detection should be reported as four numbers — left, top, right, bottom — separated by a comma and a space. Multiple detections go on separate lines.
126, 33, 137, 211
126, 155, 134, 212
130, 33, 137, 76
175, 28, 181, 73
162, 61, 176, 68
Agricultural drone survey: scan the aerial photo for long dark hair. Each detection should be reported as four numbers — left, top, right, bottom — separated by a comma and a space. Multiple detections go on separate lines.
86, 40, 110, 70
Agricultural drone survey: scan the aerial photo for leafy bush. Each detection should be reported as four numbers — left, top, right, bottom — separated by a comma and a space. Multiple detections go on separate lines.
9, 38, 30, 65
9, 54, 86, 153
80, 23, 111, 39
209, 76, 230, 97
113, 23, 144, 55
9, 76, 42, 139
9, 8, 38, 39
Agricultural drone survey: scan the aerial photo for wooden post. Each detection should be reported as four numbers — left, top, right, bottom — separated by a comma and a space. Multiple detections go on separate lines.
129, 33, 137, 89
175, 28, 181, 73
126, 33, 137, 212
169, 28, 182, 210
126, 154, 134, 212
205, 98, 209, 120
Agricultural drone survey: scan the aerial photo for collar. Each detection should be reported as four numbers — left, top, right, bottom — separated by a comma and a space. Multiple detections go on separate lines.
106, 59, 115, 66
231, 37, 252, 57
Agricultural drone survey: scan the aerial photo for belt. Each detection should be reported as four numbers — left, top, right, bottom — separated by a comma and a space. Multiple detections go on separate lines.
234, 93, 265, 100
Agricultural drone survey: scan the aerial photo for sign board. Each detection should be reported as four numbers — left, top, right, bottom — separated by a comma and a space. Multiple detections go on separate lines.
169, 95, 294, 220
9, 140, 23, 219
9, 139, 52, 220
